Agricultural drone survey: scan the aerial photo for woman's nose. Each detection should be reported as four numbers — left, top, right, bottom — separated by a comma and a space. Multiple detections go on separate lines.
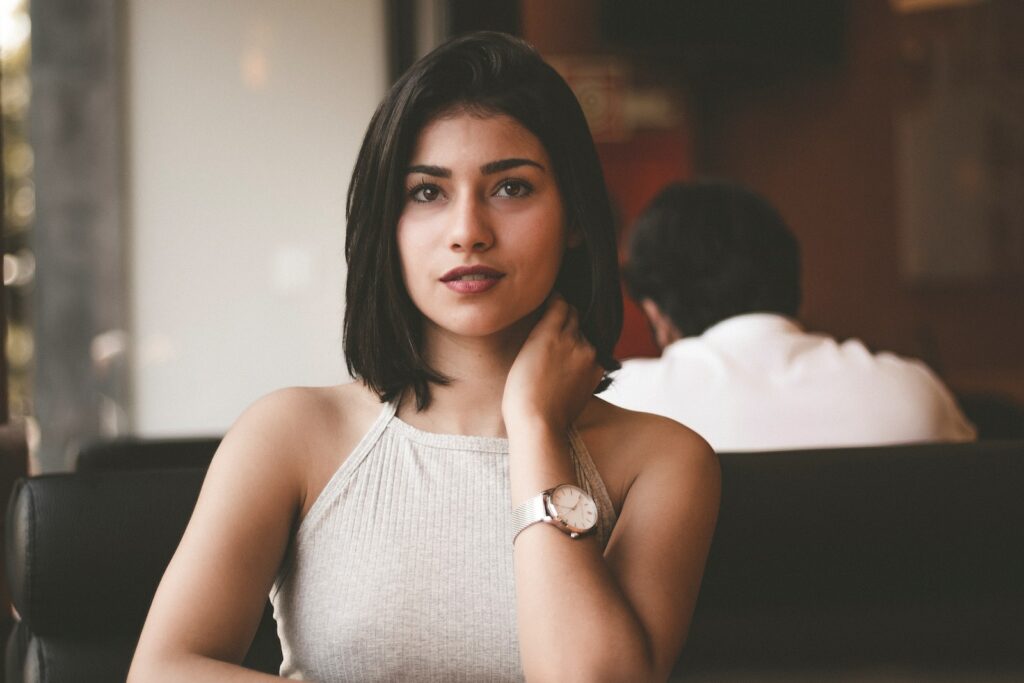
448, 195, 494, 252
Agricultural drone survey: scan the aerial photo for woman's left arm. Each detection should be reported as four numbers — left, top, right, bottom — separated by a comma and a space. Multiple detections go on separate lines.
505, 298, 721, 683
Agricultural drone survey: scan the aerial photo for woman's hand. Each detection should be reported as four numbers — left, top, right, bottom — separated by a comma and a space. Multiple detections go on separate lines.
502, 295, 604, 434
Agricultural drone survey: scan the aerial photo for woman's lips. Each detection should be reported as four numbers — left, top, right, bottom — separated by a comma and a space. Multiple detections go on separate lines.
440, 265, 505, 294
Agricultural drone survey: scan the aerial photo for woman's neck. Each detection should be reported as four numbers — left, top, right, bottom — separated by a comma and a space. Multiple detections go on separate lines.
396, 319, 532, 438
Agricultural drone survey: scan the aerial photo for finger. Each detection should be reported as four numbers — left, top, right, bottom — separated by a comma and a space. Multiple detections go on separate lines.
539, 295, 570, 331
544, 291, 567, 314
562, 303, 580, 334
569, 310, 592, 347
579, 336, 597, 361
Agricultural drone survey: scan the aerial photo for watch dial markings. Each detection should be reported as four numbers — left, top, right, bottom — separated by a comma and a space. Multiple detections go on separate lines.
546, 485, 598, 533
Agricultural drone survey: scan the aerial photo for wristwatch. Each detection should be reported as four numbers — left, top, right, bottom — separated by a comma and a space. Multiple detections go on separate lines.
511, 483, 598, 544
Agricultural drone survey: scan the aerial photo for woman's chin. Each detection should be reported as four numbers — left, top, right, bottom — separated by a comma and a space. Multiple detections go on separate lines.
440, 321, 516, 339
427, 312, 537, 341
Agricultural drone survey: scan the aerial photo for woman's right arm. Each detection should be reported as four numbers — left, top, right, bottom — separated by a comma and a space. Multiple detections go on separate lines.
128, 388, 317, 682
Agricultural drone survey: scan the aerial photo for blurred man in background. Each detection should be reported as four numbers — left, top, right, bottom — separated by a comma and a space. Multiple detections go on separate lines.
604, 180, 976, 451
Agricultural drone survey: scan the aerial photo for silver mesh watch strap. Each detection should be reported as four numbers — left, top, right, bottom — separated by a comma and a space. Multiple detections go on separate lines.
511, 491, 551, 545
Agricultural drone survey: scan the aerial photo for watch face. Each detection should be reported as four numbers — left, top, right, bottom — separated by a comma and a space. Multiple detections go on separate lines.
547, 484, 598, 533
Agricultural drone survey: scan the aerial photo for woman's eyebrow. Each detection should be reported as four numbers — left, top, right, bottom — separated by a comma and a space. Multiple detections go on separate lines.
481, 158, 544, 174
405, 158, 545, 177
406, 164, 450, 178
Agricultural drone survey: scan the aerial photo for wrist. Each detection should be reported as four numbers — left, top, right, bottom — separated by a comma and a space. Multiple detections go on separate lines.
506, 419, 567, 462
507, 423, 576, 506
503, 409, 566, 440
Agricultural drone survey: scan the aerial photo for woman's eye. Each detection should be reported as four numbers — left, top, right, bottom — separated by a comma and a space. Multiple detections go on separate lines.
495, 180, 532, 199
409, 184, 442, 203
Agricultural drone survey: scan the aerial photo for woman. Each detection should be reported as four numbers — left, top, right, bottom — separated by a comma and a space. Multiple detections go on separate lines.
130, 32, 719, 682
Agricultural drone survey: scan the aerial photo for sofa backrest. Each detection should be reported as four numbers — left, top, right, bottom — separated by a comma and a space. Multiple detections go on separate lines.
679, 439, 1024, 679
74, 436, 221, 472
4, 468, 281, 682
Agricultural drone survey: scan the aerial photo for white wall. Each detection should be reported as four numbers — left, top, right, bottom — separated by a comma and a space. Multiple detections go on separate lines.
126, 0, 386, 435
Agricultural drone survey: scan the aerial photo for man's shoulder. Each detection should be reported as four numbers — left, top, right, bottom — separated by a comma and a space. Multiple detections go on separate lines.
615, 338, 712, 374
813, 338, 975, 440
604, 355, 670, 405
829, 337, 940, 383
610, 354, 667, 387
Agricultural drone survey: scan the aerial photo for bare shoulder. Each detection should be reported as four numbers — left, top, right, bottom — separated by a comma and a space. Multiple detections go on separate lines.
580, 397, 715, 467
224, 381, 380, 454
213, 381, 385, 511
576, 398, 719, 507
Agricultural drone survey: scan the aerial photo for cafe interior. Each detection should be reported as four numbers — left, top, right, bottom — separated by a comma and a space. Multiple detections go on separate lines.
0, 0, 1022, 680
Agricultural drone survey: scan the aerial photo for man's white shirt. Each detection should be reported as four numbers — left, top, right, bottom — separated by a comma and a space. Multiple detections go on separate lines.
603, 313, 976, 452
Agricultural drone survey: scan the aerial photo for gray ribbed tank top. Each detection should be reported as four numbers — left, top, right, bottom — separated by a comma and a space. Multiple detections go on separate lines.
270, 401, 617, 682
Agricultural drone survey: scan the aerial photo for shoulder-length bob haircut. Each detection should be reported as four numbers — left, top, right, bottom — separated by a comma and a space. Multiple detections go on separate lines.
344, 31, 622, 410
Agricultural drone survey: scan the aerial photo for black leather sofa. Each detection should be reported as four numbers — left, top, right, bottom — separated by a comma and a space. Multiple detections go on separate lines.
5, 439, 1024, 682
73, 436, 221, 472
3, 467, 281, 682
676, 440, 1024, 682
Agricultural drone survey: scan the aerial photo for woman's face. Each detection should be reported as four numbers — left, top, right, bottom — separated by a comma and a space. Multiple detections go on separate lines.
396, 112, 570, 341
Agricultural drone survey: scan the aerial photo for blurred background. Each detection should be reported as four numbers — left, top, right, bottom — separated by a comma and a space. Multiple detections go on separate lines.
2, 0, 1022, 472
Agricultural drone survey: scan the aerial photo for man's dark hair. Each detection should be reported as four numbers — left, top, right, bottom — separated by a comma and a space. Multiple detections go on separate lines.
344, 32, 622, 410
623, 180, 801, 337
